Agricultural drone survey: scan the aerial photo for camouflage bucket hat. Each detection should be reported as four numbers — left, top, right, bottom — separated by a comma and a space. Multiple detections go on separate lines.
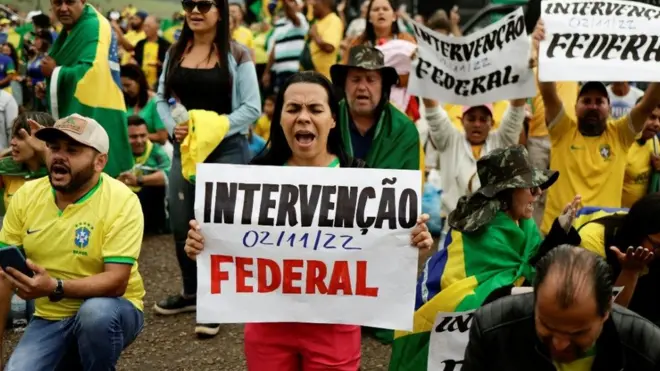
448, 145, 559, 233
330, 45, 399, 87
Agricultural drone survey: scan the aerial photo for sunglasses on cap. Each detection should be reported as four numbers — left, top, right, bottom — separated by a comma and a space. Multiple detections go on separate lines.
181, 0, 216, 14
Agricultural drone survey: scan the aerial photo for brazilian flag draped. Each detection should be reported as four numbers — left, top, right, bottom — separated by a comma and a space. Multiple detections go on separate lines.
47, 4, 133, 177
389, 212, 541, 370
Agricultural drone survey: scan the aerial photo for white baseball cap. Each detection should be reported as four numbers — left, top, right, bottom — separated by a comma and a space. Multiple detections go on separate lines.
36, 114, 110, 154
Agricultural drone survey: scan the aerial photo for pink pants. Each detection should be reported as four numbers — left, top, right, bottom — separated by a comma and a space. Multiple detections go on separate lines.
244, 323, 361, 371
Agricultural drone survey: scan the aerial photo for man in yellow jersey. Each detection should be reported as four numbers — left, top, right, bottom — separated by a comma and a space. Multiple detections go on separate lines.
114, 10, 147, 65
463, 245, 660, 371
533, 21, 660, 235
229, 0, 256, 60
308, 0, 344, 79
0, 114, 145, 370
133, 16, 171, 90
622, 100, 660, 208
527, 70, 578, 226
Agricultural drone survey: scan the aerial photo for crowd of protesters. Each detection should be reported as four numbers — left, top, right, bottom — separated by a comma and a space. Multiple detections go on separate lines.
0, 0, 658, 370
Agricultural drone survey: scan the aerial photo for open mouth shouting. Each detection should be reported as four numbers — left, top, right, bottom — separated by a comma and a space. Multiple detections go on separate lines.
294, 130, 316, 149
50, 163, 70, 182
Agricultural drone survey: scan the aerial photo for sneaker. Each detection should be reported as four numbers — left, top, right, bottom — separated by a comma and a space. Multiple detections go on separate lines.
195, 323, 221, 338
153, 295, 196, 315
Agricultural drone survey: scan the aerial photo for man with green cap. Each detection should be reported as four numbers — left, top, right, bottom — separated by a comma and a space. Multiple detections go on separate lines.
330, 45, 422, 172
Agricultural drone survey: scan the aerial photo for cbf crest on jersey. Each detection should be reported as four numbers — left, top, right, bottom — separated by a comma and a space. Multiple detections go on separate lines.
599, 144, 612, 161
74, 222, 94, 249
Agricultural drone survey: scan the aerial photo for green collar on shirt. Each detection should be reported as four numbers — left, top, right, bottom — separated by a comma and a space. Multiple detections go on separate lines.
284, 157, 339, 168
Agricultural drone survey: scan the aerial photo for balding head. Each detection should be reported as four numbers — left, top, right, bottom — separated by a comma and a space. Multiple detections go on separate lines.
143, 16, 159, 38
532, 245, 613, 363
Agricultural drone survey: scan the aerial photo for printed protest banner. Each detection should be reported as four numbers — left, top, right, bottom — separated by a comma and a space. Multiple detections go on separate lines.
193, 164, 421, 330
427, 287, 625, 370
407, 8, 536, 107
539, 0, 660, 82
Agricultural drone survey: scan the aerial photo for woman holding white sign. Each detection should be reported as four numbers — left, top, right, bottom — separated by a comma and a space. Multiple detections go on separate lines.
184, 71, 434, 371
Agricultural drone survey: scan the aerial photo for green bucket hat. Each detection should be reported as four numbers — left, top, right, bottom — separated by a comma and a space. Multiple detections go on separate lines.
448, 145, 559, 233
330, 45, 399, 87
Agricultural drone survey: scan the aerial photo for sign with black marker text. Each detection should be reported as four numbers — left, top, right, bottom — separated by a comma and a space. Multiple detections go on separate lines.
194, 164, 421, 330
407, 8, 536, 107
427, 287, 624, 370
539, 0, 660, 81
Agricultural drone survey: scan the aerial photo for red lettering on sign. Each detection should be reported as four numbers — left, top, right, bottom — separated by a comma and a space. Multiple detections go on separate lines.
208, 256, 380, 297
355, 261, 378, 297
305, 260, 328, 294
282, 259, 304, 294
210, 255, 234, 294
235, 257, 254, 293
328, 261, 353, 295
257, 258, 281, 293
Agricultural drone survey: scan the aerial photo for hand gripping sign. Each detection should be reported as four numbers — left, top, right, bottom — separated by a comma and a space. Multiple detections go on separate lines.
194, 164, 421, 330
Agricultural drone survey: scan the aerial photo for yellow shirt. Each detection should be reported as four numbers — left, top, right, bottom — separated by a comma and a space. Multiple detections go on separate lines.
121, 30, 146, 65
0, 174, 146, 320
1, 175, 26, 212
444, 101, 507, 131
471, 144, 484, 160
529, 71, 579, 138
233, 26, 254, 50
622, 138, 658, 208
141, 41, 159, 88
310, 13, 344, 79
541, 109, 636, 234
254, 115, 271, 142
553, 356, 595, 371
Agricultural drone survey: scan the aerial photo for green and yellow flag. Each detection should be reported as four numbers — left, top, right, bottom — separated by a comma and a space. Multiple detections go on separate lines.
389, 212, 541, 370
47, 4, 133, 177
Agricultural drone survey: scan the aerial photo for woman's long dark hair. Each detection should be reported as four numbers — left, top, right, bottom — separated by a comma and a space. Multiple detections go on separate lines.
2, 43, 19, 71
164, 0, 231, 100
593, 193, 660, 252
251, 71, 351, 167
358, 0, 401, 46
120, 63, 150, 109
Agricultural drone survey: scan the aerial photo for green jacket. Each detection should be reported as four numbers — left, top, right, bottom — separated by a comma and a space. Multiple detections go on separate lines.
339, 101, 420, 170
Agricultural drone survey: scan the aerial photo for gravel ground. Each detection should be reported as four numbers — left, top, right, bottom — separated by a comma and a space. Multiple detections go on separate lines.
2, 234, 438, 370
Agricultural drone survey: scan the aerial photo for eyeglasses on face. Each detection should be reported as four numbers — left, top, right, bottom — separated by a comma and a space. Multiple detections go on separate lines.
181, 0, 216, 14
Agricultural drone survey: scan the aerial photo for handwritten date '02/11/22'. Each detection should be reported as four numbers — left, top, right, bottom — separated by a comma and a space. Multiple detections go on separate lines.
243, 230, 361, 251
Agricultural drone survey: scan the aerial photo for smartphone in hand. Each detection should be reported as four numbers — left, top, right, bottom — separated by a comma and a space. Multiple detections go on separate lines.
0, 246, 34, 278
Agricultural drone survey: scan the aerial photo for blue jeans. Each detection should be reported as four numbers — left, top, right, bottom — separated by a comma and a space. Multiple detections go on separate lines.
6, 297, 144, 371
169, 134, 250, 297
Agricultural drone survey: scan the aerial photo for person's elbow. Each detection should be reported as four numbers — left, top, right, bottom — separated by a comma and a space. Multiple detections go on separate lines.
105, 264, 133, 297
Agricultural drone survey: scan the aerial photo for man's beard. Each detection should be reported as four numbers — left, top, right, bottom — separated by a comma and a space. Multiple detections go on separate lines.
577, 111, 606, 136
49, 161, 97, 193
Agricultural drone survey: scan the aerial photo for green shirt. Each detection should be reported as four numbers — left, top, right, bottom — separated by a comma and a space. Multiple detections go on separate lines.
126, 97, 165, 134
134, 141, 171, 177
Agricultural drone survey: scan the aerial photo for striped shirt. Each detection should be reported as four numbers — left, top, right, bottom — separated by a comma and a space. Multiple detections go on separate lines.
269, 13, 309, 74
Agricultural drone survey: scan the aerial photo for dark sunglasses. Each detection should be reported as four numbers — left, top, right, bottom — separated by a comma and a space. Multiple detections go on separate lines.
181, 0, 216, 14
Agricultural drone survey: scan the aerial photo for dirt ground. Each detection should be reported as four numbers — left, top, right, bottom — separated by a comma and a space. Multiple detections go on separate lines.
1, 235, 438, 370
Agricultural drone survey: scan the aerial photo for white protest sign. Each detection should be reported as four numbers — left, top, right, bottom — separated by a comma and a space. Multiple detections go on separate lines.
427, 287, 625, 370
194, 164, 421, 330
539, 0, 660, 82
428, 311, 474, 371
407, 8, 536, 107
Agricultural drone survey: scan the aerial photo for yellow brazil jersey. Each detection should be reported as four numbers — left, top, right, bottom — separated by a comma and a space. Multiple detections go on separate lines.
1, 175, 26, 212
529, 70, 579, 138
444, 101, 507, 131
622, 137, 658, 208
121, 30, 146, 65
541, 109, 636, 234
553, 356, 595, 371
141, 40, 160, 88
0, 174, 145, 320
310, 12, 344, 79
232, 26, 254, 50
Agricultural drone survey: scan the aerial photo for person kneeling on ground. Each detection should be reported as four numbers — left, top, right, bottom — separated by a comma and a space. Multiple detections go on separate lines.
0, 114, 146, 370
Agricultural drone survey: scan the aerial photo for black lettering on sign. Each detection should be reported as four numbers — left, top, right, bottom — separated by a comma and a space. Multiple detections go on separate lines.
416, 58, 520, 97
412, 14, 525, 62
434, 313, 474, 333
545, 33, 660, 62
202, 180, 419, 230
545, 1, 660, 20
441, 360, 465, 371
